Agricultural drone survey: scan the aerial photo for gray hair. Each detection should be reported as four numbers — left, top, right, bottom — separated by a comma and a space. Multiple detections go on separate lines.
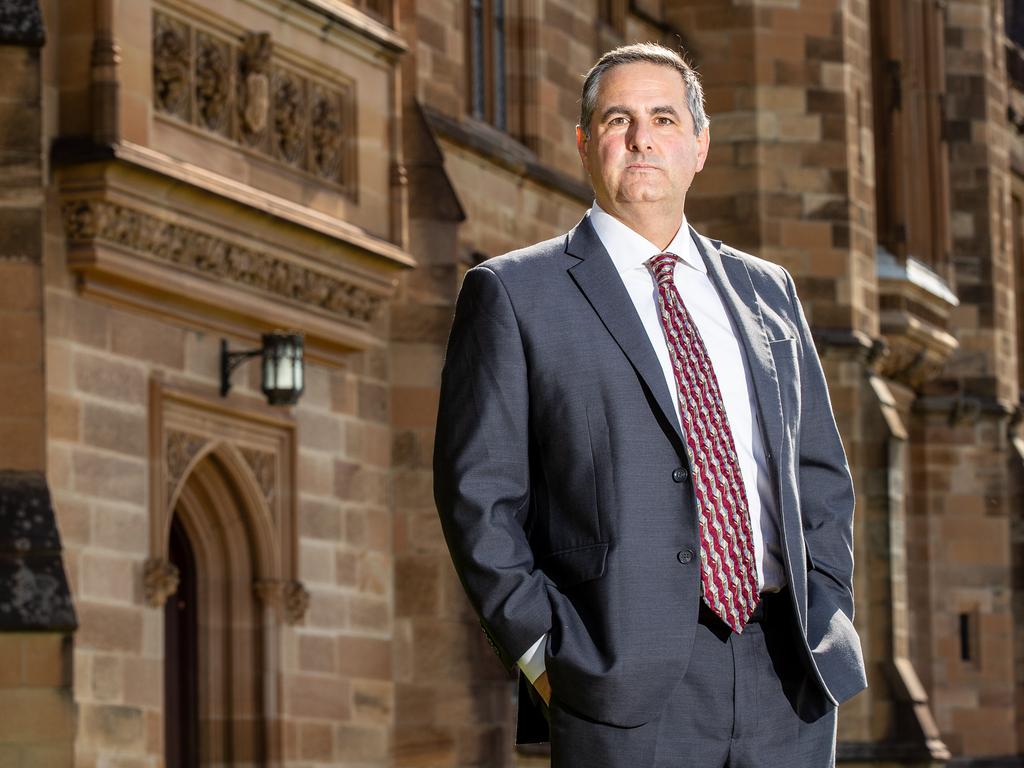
579, 42, 709, 138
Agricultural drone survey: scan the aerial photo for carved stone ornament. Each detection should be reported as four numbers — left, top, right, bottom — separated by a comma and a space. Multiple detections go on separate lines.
60, 199, 384, 324
311, 84, 344, 180
166, 429, 209, 506
153, 12, 191, 120
273, 67, 307, 165
239, 446, 276, 511
195, 31, 232, 135
254, 578, 309, 624
238, 32, 272, 144
151, 12, 354, 191
144, 557, 181, 606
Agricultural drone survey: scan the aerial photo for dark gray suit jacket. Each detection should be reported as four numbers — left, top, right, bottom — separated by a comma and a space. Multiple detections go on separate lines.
433, 216, 866, 743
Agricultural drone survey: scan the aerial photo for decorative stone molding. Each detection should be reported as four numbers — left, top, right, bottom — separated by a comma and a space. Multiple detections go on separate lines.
153, 12, 190, 120
166, 429, 209, 507
150, 379, 299, 611
254, 578, 309, 625
238, 32, 272, 146
143, 557, 180, 607
152, 9, 355, 195
61, 198, 384, 325
239, 446, 276, 511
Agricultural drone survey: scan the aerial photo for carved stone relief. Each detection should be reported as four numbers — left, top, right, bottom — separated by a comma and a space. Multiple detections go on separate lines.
153, 13, 191, 120
61, 199, 385, 324
166, 429, 208, 506
255, 578, 309, 625
195, 30, 232, 135
152, 9, 355, 193
143, 557, 181, 606
238, 32, 272, 147
311, 84, 345, 180
239, 446, 276, 512
273, 68, 307, 166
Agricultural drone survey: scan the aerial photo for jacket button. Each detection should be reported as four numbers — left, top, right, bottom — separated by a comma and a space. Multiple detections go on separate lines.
672, 467, 689, 483
677, 549, 694, 564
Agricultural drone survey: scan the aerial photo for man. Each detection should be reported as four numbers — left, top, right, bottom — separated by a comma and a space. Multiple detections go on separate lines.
433, 43, 866, 767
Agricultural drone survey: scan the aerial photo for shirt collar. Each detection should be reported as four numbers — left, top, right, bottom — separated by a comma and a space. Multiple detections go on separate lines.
587, 201, 708, 276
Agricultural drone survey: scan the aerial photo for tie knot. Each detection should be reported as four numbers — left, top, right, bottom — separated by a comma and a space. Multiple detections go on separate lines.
646, 252, 680, 285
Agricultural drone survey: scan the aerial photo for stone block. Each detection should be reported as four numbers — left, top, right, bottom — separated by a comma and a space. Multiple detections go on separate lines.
0, 209, 41, 262
351, 679, 392, 724
81, 402, 146, 457
349, 596, 391, 633
72, 352, 146, 405
0, 688, 74, 741
21, 634, 70, 688
46, 393, 80, 441
110, 313, 184, 370
299, 497, 342, 541
92, 505, 147, 552
71, 450, 146, 504
79, 702, 145, 750
299, 722, 333, 761
0, 312, 42, 366
295, 408, 342, 453
0, 635, 22, 687
333, 724, 388, 762
0, 262, 40, 309
392, 386, 439, 429
122, 656, 161, 709
298, 633, 336, 674
284, 673, 350, 720
336, 635, 392, 680
90, 653, 122, 702
76, 602, 143, 653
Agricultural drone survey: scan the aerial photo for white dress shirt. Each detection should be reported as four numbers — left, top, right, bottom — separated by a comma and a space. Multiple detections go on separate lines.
517, 203, 786, 684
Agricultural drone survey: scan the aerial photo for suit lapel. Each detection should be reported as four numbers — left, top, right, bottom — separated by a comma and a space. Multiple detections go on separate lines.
565, 218, 687, 450
690, 227, 785, 464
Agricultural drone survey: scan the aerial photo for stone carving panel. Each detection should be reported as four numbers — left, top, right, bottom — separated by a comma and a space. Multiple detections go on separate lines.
166, 429, 208, 506
61, 199, 385, 324
153, 12, 191, 120
152, 9, 355, 193
239, 446, 276, 512
195, 30, 232, 136
238, 32, 272, 148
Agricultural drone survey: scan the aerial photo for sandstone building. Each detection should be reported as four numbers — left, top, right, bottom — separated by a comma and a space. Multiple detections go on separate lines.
0, 0, 1022, 766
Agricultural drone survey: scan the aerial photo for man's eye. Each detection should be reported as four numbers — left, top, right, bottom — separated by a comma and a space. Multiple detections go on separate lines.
655, 117, 674, 125
608, 116, 628, 125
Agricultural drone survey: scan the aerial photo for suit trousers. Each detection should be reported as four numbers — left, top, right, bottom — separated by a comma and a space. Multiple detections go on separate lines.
547, 590, 838, 768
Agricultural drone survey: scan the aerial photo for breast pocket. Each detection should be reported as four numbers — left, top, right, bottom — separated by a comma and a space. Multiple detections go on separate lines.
768, 336, 800, 417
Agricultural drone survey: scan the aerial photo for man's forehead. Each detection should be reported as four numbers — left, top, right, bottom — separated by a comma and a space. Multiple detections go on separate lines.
597, 62, 687, 103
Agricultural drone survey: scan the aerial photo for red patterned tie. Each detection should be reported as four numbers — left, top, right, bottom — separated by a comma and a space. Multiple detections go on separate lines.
646, 251, 760, 633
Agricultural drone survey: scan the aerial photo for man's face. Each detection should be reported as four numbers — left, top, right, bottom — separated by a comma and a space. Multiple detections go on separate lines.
577, 62, 709, 216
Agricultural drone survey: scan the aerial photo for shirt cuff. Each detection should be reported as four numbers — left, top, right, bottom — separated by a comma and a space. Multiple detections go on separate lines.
516, 633, 548, 684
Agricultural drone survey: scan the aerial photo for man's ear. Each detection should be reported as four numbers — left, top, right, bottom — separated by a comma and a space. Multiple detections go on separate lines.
576, 125, 589, 171
695, 126, 710, 174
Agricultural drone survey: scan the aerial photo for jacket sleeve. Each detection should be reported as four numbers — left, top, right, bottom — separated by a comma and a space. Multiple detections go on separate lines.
433, 265, 553, 673
784, 268, 856, 619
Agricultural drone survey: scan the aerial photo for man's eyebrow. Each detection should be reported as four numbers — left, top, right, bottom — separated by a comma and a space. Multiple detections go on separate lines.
600, 105, 634, 121
600, 104, 681, 121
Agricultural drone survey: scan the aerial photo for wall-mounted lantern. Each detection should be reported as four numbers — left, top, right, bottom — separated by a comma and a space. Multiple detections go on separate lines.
221, 331, 305, 406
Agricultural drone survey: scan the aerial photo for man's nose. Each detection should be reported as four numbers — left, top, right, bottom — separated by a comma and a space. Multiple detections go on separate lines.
627, 121, 653, 152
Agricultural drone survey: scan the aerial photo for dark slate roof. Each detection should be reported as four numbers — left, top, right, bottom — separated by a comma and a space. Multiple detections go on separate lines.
0, 470, 76, 631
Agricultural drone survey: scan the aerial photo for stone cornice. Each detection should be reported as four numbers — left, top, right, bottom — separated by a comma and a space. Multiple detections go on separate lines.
61, 198, 385, 325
